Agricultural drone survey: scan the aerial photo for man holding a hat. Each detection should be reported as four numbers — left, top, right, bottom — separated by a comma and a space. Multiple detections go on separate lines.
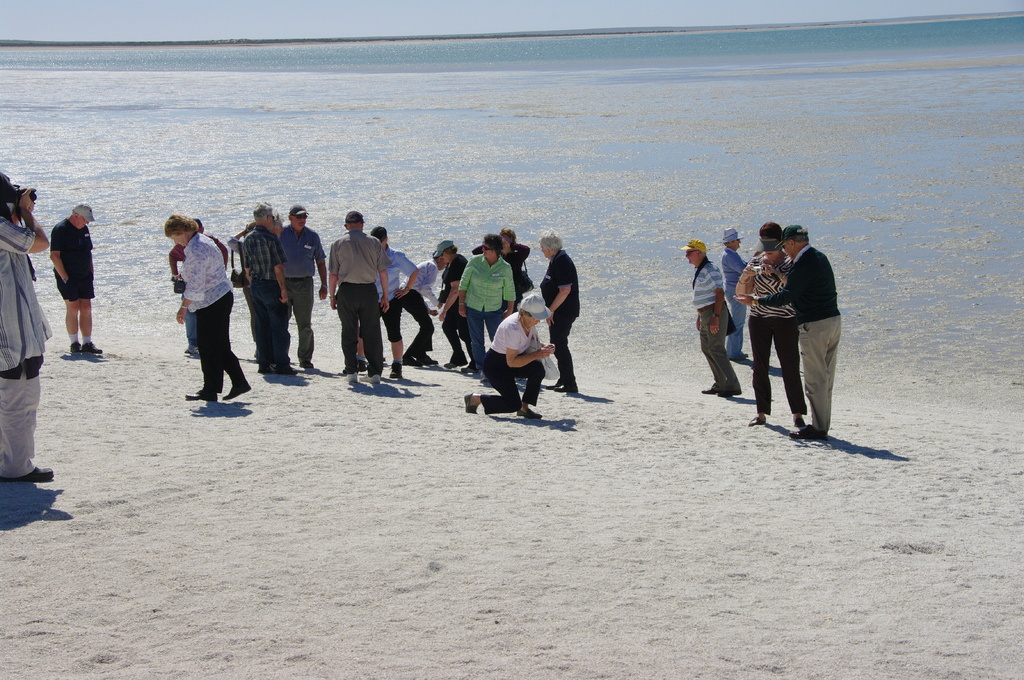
280, 204, 328, 370
721, 227, 748, 361
682, 238, 742, 398
50, 203, 102, 354
735, 225, 841, 441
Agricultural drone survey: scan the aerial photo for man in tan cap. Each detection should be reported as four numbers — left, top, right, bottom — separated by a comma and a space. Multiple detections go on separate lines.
683, 238, 741, 398
50, 204, 101, 354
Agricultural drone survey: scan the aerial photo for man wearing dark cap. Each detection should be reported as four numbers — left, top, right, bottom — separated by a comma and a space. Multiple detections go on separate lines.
328, 211, 391, 383
280, 205, 328, 370
736, 225, 841, 441
434, 240, 474, 370
50, 203, 102, 354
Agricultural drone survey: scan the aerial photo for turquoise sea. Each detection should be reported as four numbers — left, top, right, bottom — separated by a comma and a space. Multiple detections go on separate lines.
1, 15, 1022, 388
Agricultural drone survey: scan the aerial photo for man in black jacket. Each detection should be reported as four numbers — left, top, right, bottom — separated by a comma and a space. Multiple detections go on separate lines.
736, 225, 840, 440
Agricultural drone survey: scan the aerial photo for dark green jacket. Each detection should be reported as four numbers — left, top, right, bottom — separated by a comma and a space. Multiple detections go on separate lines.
758, 247, 840, 324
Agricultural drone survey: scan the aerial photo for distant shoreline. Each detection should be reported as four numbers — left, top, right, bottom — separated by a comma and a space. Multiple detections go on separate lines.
1, 12, 1020, 50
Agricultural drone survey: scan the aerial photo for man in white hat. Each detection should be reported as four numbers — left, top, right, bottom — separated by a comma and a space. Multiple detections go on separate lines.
50, 204, 101, 354
720, 227, 747, 361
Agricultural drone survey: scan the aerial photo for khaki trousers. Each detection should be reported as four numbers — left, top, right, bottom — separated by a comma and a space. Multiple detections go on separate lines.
699, 306, 740, 393
798, 315, 841, 432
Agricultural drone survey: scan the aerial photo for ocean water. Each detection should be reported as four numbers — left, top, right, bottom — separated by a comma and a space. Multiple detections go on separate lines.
1, 17, 1022, 388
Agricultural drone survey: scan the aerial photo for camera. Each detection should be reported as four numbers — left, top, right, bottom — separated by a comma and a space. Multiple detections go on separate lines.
14, 185, 37, 203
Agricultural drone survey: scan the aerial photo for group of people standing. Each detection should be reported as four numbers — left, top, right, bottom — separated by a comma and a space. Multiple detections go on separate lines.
685, 222, 842, 441
166, 203, 582, 420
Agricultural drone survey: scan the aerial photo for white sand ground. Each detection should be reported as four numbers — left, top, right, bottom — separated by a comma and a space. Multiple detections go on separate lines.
3, 297, 1022, 679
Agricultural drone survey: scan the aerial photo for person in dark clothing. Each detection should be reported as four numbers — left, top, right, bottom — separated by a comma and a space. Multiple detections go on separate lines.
434, 240, 474, 370
538, 230, 580, 393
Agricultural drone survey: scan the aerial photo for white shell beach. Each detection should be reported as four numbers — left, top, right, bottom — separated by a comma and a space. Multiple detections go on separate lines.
2, 25, 1023, 679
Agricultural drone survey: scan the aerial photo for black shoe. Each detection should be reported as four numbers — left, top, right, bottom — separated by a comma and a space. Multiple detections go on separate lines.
299, 360, 314, 369
701, 386, 720, 395
717, 390, 742, 398
258, 365, 274, 374
464, 393, 479, 414
389, 364, 403, 380
402, 356, 422, 367
223, 383, 251, 400
551, 384, 578, 393
80, 342, 103, 354
186, 392, 218, 402
445, 357, 468, 369
356, 359, 368, 373
275, 366, 298, 376
420, 355, 439, 366
728, 353, 748, 362
70, 341, 82, 353
790, 426, 829, 441
748, 415, 766, 427
794, 416, 806, 429
0, 466, 54, 483
516, 407, 543, 420
460, 364, 479, 374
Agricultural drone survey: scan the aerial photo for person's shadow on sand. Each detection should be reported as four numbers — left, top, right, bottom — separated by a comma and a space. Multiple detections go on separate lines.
765, 424, 909, 461
496, 416, 577, 432
0, 487, 73, 530
189, 402, 253, 418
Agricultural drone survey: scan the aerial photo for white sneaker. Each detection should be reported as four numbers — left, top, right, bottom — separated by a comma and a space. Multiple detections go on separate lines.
368, 374, 381, 384
345, 371, 358, 383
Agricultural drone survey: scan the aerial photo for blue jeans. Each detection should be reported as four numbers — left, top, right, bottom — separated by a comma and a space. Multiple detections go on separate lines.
726, 290, 747, 358
250, 278, 291, 370
466, 306, 503, 370
184, 306, 198, 349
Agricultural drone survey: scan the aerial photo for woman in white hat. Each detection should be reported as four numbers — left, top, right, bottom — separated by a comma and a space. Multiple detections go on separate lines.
463, 293, 555, 419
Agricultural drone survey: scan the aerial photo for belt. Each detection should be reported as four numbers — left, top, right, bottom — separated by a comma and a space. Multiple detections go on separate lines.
697, 304, 716, 313
285, 276, 311, 281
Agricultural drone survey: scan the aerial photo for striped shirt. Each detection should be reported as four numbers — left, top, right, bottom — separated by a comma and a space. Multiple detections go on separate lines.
181, 233, 233, 312
749, 253, 796, 319
459, 254, 515, 312
0, 217, 52, 371
691, 257, 724, 309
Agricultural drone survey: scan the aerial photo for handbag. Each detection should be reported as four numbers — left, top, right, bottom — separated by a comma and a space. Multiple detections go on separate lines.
528, 332, 560, 382
515, 261, 534, 296
173, 277, 186, 294
230, 251, 248, 288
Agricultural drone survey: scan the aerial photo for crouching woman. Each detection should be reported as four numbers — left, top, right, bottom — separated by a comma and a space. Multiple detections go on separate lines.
463, 293, 554, 420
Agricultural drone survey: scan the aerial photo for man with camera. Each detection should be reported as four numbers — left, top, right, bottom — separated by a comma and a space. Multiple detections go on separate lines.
0, 173, 54, 483
51, 204, 101, 354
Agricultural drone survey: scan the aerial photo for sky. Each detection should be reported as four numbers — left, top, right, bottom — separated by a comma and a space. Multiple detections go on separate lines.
2, 0, 1022, 42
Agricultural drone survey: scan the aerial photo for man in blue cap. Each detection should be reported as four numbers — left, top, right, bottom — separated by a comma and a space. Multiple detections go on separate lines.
735, 225, 841, 440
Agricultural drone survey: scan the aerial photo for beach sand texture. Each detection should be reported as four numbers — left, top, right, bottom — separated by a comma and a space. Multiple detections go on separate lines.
2, 49, 1023, 678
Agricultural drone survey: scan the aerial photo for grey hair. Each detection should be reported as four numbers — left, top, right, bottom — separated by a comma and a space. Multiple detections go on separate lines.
539, 231, 563, 252
253, 202, 274, 220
